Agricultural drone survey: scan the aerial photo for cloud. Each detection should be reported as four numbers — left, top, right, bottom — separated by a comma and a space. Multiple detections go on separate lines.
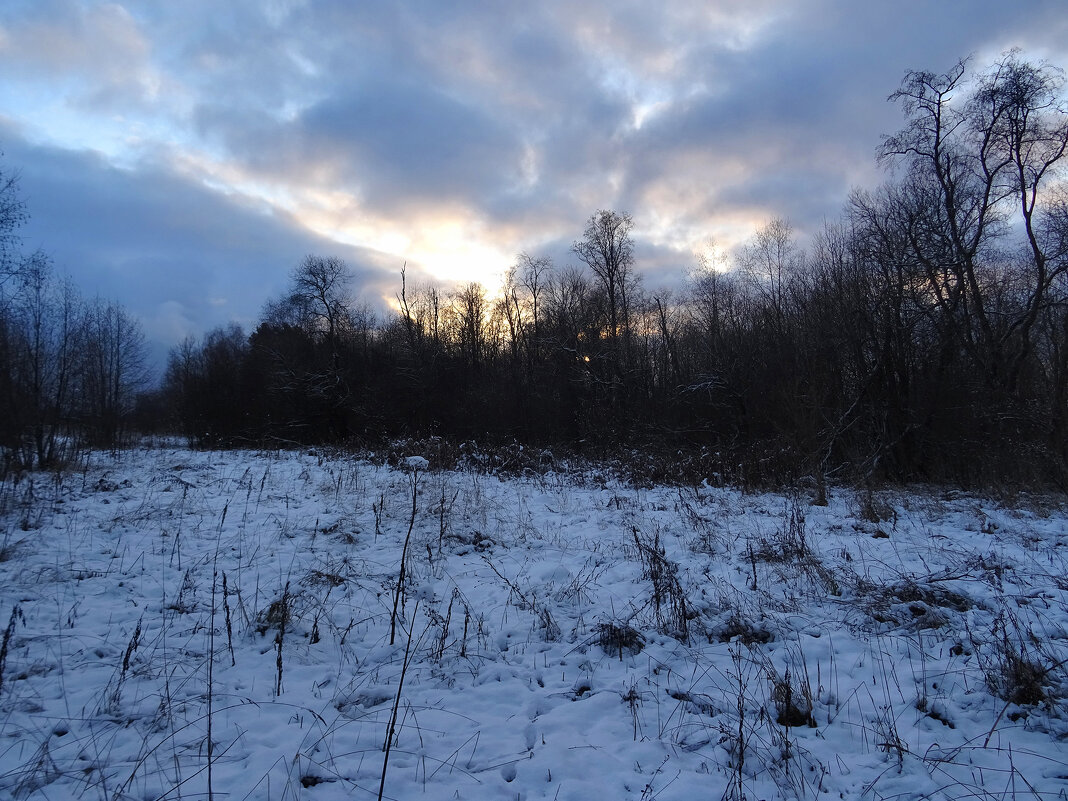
0, 0, 165, 110
599, 0, 1068, 257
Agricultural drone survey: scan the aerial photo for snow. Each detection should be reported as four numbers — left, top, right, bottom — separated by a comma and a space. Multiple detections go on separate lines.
404, 456, 429, 472
0, 446, 1067, 800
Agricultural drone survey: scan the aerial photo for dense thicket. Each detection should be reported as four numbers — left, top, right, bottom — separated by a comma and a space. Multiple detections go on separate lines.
165, 55, 1068, 486
0, 167, 147, 471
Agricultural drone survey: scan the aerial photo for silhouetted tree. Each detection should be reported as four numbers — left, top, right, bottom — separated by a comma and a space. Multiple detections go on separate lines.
573, 210, 637, 390
881, 53, 1068, 394
7, 255, 84, 467
80, 300, 147, 447
164, 325, 249, 446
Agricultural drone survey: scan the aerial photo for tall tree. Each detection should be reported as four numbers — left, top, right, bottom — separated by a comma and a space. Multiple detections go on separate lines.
572, 210, 637, 396
7, 255, 84, 467
880, 53, 1068, 393
81, 300, 147, 447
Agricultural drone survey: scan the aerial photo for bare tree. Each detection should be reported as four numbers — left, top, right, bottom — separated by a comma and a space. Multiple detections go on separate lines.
497, 254, 553, 377
738, 219, 804, 336
397, 266, 446, 359
689, 247, 742, 360
7, 254, 85, 466
0, 162, 26, 286
257, 256, 358, 438
453, 282, 488, 372
0, 164, 26, 464
518, 253, 551, 345
287, 255, 352, 370
880, 53, 1068, 392
572, 210, 637, 384
81, 300, 147, 446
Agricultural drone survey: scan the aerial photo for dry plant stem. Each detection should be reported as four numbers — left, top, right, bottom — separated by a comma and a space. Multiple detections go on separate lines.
438, 480, 459, 554
0, 604, 21, 697
222, 572, 235, 666
112, 616, 142, 709
481, 555, 534, 611
390, 469, 419, 646
439, 480, 446, 554
275, 581, 290, 697
731, 644, 747, 801
374, 493, 384, 542
206, 501, 227, 801
379, 598, 421, 801
748, 542, 758, 591
435, 592, 455, 660
461, 603, 469, 658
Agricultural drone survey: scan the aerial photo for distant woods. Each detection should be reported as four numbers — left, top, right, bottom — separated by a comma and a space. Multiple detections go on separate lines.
162, 54, 1068, 487
0, 168, 148, 472
9, 53, 1068, 488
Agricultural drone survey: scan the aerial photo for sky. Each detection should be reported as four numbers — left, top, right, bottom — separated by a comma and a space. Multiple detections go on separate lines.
1, 1, 1067, 371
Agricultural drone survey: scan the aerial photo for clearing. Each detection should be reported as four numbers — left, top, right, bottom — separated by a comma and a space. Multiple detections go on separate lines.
1, 446, 1066, 800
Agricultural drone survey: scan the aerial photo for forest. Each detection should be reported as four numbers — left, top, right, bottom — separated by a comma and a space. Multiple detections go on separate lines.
6, 54, 1068, 488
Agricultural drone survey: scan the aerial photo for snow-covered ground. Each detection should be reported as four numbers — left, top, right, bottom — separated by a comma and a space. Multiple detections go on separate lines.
1, 446, 1067, 800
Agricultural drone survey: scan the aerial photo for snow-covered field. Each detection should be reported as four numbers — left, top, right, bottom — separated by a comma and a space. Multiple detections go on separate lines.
1, 446, 1067, 800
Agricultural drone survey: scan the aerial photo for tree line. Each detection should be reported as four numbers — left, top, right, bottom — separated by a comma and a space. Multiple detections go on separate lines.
164, 54, 1068, 487
0, 168, 147, 472
9, 53, 1068, 488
